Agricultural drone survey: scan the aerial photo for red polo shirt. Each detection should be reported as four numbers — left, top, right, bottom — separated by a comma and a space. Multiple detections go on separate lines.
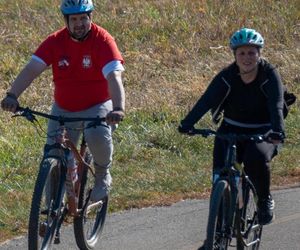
34, 23, 124, 111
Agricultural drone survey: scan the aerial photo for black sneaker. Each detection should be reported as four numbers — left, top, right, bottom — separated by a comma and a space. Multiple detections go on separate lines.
198, 242, 206, 250
258, 195, 275, 225
198, 239, 220, 250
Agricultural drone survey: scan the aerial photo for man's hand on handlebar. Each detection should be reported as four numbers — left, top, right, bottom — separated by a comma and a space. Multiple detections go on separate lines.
1, 93, 19, 113
106, 108, 125, 125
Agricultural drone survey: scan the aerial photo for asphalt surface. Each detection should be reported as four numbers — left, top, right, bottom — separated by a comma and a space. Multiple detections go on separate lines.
1, 187, 300, 250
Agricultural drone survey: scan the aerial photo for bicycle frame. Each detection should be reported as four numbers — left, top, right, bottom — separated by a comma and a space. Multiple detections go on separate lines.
216, 135, 242, 234
44, 124, 92, 216
192, 129, 265, 249
14, 106, 108, 248
16, 106, 107, 212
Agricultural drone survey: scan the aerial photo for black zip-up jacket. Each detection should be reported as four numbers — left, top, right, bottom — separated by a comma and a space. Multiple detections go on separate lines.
181, 59, 285, 133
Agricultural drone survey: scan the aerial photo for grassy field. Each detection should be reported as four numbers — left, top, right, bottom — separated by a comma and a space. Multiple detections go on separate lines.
0, 0, 300, 242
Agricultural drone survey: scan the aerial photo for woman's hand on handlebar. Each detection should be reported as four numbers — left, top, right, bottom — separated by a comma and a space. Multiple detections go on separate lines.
266, 131, 285, 145
178, 123, 196, 135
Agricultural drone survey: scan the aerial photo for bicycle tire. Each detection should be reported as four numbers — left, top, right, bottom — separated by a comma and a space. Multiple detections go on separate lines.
206, 180, 231, 250
28, 157, 65, 250
74, 151, 108, 250
236, 177, 262, 250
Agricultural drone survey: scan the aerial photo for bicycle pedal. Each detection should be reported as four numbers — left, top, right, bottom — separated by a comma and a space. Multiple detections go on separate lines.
54, 236, 61, 244
39, 222, 47, 238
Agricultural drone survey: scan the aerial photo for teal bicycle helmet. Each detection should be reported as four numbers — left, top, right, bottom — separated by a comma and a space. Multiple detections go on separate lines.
230, 28, 264, 50
60, 0, 94, 15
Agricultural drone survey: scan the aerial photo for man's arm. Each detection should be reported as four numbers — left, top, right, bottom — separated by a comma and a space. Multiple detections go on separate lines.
105, 70, 125, 124
1, 58, 47, 112
8, 58, 48, 98
106, 70, 125, 111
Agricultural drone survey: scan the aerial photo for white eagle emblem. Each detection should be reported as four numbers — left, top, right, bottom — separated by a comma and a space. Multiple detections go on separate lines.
82, 55, 92, 69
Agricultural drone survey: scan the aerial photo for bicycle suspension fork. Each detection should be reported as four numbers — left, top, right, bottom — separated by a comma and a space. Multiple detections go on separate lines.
53, 162, 68, 244
226, 141, 240, 237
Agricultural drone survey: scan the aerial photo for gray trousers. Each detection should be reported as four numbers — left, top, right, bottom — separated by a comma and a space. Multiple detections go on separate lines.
46, 101, 114, 169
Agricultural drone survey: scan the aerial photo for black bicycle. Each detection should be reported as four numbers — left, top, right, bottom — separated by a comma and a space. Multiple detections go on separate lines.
14, 106, 109, 250
192, 129, 264, 250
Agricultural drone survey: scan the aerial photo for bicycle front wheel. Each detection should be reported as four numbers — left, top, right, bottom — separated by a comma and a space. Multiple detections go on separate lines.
74, 153, 108, 250
236, 177, 262, 250
28, 158, 65, 250
206, 180, 231, 250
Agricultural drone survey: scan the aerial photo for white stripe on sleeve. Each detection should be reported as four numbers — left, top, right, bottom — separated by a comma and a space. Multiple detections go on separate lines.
31, 55, 47, 65
102, 60, 125, 79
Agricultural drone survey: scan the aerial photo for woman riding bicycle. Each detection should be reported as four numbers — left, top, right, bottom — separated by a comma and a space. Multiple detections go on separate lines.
1, 0, 125, 202
178, 28, 285, 230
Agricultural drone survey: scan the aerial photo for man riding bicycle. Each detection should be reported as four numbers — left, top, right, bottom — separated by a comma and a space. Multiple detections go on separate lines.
179, 28, 285, 229
1, 0, 125, 202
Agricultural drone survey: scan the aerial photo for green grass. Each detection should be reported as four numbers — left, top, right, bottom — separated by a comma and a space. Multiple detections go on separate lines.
1, 0, 300, 242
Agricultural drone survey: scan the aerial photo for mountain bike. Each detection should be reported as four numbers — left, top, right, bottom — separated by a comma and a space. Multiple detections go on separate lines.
14, 106, 109, 250
192, 129, 265, 250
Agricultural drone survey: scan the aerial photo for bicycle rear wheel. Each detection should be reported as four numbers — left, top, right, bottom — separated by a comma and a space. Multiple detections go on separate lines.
28, 158, 65, 250
236, 177, 262, 250
206, 180, 231, 250
74, 152, 108, 250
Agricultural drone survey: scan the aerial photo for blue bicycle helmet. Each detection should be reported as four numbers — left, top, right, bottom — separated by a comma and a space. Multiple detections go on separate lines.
60, 0, 94, 15
230, 28, 264, 50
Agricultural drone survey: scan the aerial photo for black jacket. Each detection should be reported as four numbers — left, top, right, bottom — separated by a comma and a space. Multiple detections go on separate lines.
181, 59, 285, 133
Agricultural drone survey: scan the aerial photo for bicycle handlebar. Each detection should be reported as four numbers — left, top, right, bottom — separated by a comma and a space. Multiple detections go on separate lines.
14, 106, 106, 125
190, 128, 266, 143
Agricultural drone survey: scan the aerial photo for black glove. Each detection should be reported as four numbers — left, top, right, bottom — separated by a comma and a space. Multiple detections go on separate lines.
266, 131, 285, 142
178, 123, 195, 134
1, 92, 19, 113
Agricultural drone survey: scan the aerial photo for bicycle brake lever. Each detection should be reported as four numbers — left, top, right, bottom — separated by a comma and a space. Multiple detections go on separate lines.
202, 129, 214, 138
12, 113, 21, 118
249, 135, 265, 143
12, 109, 37, 123
258, 135, 265, 142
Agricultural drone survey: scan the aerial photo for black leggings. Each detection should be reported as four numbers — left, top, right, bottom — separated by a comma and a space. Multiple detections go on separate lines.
213, 122, 279, 200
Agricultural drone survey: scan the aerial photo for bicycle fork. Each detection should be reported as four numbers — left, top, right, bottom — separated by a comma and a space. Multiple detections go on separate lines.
51, 183, 80, 244
54, 206, 68, 244
46, 172, 68, 245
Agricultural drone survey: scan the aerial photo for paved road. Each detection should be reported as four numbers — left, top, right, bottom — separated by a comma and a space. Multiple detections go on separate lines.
1, 187, 300, 250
